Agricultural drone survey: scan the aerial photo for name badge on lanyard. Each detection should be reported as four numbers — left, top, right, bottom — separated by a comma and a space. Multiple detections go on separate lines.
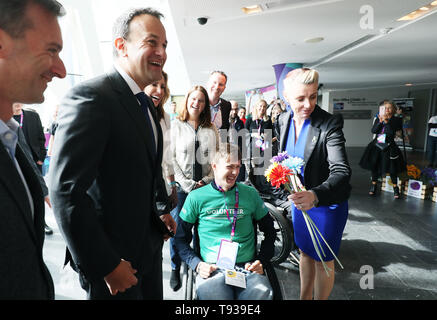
216, 186, 239, 270
377, 125, 386, 143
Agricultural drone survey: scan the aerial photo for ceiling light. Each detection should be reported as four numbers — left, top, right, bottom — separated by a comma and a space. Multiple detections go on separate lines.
398, 1, 437, 21
242, 5, 263, 15
305, 37, 324, 43
405, 83, 413, 86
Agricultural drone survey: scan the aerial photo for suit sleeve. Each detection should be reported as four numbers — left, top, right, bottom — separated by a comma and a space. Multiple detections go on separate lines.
48, 84, 120, 281
174, 194, 202, 270
311, 114, 352, 206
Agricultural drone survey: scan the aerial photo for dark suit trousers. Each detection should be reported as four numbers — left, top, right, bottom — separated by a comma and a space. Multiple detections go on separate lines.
79, 243, 164, 300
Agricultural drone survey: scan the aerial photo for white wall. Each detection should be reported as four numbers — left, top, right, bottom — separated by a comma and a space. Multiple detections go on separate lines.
328, 87, 411, 147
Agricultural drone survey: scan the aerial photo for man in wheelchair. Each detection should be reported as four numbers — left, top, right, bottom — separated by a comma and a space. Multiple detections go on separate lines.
174, 143, 276, 300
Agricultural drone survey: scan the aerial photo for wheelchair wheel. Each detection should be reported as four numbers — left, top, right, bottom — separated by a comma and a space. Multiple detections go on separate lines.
261, 202, 292, 265
182, 262, 194, 300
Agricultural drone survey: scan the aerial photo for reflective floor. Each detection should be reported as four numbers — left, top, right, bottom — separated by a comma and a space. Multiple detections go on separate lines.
43, 147, 437, 300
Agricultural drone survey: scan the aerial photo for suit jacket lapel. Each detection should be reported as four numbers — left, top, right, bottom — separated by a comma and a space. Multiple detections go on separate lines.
279, 108, 322, 165
143, 95, 164, 167
304, 124, 320, 165
107, 69, 156, 166
0, 145, 38, 242
304, 107, 323, 165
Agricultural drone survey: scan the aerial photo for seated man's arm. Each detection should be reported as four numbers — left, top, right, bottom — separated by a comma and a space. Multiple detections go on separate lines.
173, 219, 201, 271
174, 219, 218, 278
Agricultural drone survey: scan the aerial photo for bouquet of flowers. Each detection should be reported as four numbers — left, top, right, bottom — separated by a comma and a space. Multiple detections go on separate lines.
406, 164, 421, 180
264, 151, 343, 276
420, 167, 437, 186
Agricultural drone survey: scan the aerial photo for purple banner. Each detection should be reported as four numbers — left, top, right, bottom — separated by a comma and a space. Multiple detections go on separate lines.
273, 63, 303, 111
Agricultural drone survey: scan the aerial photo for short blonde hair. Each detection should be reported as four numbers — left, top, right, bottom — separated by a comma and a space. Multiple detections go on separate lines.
284, 68, 319, 86
212, 143, 241, 164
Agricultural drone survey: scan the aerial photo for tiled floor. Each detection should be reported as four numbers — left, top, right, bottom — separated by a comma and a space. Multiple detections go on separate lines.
43, 147, 437, 300
276, 147, 437, 300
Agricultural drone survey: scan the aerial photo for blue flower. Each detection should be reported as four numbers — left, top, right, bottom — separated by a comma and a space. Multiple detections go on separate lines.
281, 157, 305, 174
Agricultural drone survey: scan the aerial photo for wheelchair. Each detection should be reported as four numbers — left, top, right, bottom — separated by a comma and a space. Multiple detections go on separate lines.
180, 159, 298, 300
182, 219, 284, 300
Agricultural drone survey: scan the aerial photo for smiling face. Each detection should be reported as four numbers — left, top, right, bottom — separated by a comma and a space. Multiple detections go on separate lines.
284, 81, 318, 122
3, 3, 66, 104
115, 14, 167, 90
187, 89, 206, 121
238, 108, 246, 119
144, 75, 166, 107
206, 72, 227, 104
212, 155, 241, 191
255, 100, 267, 120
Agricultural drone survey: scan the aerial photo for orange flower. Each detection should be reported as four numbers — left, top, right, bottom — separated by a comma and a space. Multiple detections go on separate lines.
265, 163, 292, 189
407, 164, 421, 179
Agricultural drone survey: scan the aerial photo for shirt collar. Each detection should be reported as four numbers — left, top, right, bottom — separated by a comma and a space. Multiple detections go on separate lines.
210, 99, 221, 111
114, 63, 142, 95
0, 118, 19, 152
211, 180, 237, 192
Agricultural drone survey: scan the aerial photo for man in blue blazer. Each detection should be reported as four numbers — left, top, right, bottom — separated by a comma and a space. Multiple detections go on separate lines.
0, 0, 66, 299
49, 7, 176, 300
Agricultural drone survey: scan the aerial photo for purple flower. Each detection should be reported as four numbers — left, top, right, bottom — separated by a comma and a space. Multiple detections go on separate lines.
271, 151, 290, 163
410, 181, 421, 190
421, 167, 437, 186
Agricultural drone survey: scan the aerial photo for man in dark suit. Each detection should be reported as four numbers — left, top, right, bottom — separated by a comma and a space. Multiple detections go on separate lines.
207, 71, 232, 141
0, 0, 66, 299
12, 103, 47, 172
49, 7, 176, 300
13, 103, 54, 235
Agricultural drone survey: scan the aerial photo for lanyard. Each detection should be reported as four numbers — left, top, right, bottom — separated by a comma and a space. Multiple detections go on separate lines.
218, 185, 239, 241
211, 105, 220, 123
19, 113, 24, 128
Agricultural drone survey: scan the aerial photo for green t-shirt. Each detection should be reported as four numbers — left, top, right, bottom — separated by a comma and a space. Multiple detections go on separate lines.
180, 182, 268, 264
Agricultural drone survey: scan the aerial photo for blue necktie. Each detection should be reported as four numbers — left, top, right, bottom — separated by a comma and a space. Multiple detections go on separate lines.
135, 92, 156, 155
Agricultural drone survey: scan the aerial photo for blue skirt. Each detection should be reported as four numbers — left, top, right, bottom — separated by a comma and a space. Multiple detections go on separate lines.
292, 201, 348, 261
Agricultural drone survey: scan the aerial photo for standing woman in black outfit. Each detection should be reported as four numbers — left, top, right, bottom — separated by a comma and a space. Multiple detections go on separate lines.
359, 101, 406, 199
245, 99, 273, 188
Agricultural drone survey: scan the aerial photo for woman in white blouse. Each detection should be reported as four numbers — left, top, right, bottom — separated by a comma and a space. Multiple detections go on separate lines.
169, 85, 219, 291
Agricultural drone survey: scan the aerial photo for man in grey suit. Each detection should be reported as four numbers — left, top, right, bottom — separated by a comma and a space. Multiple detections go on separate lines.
0, 0, 66, 299
49, 8, 176, 300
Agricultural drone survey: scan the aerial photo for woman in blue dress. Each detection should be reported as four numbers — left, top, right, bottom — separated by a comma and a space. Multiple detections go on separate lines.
276, 68, 351, 299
